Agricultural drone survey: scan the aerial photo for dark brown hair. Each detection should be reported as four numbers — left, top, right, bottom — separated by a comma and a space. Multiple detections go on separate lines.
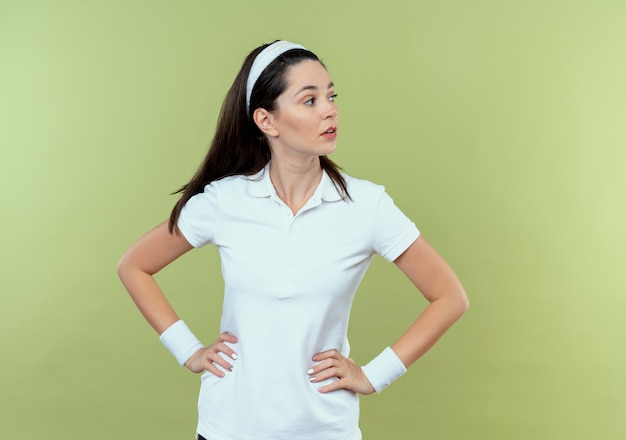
168, 42, 349, 233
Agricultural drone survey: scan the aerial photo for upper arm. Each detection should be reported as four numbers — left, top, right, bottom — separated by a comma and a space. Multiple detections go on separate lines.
117, 220, 195, 278
393, 236, 467, 305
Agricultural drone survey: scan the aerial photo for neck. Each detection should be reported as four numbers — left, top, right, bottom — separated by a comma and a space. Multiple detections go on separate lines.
269, 156, 323, 215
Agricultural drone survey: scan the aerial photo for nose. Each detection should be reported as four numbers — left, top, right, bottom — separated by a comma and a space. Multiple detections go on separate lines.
321, 101, 339, 119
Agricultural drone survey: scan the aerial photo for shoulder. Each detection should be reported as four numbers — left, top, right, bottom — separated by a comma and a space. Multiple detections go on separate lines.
182, 174, 254, 215
206, 174, 250, 190
340, 173, 411, 221
197, 173, 256, 197
342, 173, 386, 201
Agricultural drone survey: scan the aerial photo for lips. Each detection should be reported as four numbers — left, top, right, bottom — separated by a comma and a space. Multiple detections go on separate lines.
321, 127, 337, 139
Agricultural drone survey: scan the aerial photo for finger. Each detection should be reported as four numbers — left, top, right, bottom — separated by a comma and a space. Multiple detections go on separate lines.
308, 357, 349, 382
209, 350, 235, 372
307, 357, 339, 377
317, 378, 348, 394
312, 349, 341, 362
307, 358, 341, 374
308, 366, 340, 383
216, 341, 239, 360
219, 332, 239, 344
204, 360, 227, 378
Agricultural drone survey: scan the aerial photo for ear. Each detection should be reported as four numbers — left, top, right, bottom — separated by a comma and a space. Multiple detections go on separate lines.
253, 108, 279, 138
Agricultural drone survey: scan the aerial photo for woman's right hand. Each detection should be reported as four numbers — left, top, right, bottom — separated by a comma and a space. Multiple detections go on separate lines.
184, 332, 239, 375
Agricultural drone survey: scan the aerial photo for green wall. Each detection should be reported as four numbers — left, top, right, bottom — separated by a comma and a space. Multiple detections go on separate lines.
1, 1, 624, 438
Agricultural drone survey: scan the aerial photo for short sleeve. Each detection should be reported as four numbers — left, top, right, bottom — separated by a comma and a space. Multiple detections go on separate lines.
177, 184, 219, 248
372, 191, 420, 262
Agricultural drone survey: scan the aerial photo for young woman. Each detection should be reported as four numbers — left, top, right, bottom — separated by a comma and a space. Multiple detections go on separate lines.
117, 40, 469, 440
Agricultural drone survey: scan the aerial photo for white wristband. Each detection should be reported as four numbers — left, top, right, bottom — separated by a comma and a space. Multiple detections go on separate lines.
159, 320, 204, 366
361, 346, 407, 393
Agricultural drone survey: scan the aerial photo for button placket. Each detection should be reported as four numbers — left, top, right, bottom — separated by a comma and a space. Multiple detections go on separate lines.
286, 219, 296, 270
278, 218, 297, 299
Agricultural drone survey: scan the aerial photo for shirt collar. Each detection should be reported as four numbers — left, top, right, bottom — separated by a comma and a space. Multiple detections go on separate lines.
246, 162, 343, 202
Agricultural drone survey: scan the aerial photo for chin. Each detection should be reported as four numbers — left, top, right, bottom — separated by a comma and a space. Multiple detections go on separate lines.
320, 144, 338, 156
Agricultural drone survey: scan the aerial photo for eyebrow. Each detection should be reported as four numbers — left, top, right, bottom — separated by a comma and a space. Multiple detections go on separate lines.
294, 82, 335, 97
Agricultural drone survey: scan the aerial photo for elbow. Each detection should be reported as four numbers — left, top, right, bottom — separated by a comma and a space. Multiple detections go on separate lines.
457, 288, 470, 316
461, 296, 470, 315
116, 250, 156, 290
431, 287, 469, 320
442, 284, 469, 318
116, 250, 140, 286
116, 253, 130, 284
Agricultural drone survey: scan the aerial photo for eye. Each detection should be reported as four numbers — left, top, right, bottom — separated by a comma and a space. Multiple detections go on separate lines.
304, 97, 315, 105
329, 93, 338, 102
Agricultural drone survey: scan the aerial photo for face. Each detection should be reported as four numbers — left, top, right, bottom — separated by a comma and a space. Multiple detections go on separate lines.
262, 60, 339, 159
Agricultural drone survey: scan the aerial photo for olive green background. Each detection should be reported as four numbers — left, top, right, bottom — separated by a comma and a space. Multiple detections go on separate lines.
1, 1, 624, 439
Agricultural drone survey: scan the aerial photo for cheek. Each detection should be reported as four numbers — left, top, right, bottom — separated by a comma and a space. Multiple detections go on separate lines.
285, 117, 316, 136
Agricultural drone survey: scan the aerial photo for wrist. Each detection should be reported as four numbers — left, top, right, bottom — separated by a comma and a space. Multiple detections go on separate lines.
361, 346, 407, 393
159, 320, 204, 366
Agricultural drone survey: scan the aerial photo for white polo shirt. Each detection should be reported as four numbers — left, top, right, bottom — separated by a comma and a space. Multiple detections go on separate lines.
178, 163, 420, 440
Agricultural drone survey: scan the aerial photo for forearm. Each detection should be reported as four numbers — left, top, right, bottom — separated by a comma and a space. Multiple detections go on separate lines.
117, 221, 194, 334
390, 236, 469, 368
392, 292, 468, 367
119, 263, 208, 367
118, 265, 180, 335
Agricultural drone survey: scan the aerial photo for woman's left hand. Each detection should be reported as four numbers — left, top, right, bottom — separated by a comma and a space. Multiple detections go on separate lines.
307, 349, 375, 395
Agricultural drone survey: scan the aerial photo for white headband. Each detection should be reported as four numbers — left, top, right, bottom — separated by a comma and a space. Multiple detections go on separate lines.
246, 40, 306, 112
